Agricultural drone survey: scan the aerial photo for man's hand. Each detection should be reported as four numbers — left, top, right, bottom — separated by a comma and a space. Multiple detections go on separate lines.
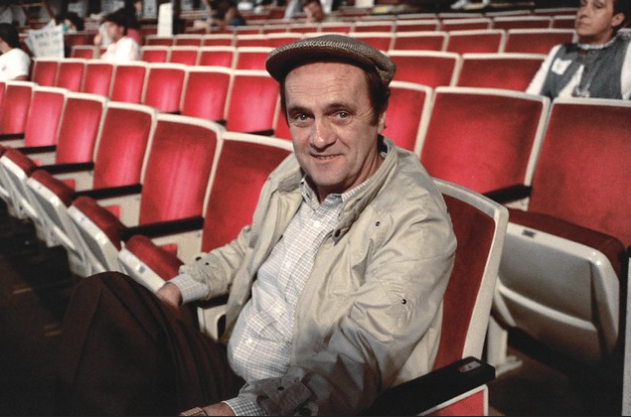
155, 283, 183, 316
203, 403, 235, 416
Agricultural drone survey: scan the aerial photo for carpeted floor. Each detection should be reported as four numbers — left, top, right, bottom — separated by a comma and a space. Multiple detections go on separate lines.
0, 197, 623, 416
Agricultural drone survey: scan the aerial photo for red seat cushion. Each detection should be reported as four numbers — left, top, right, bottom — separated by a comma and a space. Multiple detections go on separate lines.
30, 170, 74, 207
72, 196, 126, 250
124, 234, 184, 279
509, 208, 627, 278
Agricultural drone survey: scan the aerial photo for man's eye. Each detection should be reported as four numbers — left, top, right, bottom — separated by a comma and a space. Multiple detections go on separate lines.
336, 112, 349, 119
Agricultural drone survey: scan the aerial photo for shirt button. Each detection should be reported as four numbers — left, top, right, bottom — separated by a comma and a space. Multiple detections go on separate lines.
313, 220, 321, 228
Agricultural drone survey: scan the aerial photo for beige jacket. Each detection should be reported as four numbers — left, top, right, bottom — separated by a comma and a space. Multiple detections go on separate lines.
180, 138, 456, 415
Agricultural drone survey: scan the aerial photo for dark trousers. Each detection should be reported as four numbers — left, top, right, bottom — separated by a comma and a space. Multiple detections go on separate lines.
55, 272, 245, 416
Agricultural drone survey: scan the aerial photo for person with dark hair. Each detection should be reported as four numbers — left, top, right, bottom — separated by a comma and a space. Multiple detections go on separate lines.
0, 23, 30, 81
203, 0, 246, 30
527, 0, 631, 99
56, 35, 456, 416
100, 8, 140, 63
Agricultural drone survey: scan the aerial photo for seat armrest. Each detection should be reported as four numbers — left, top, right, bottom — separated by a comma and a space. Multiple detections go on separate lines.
120, 216, 205, 240
363, 357, 495, 416
73, 184, 142, 200
39, 162, 95, 174
484, 184, 531, 204
17, 145, 57, 154
0, 133, 25, 141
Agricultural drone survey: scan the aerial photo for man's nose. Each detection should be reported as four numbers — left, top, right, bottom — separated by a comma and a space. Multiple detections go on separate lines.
310, 117, 335, 149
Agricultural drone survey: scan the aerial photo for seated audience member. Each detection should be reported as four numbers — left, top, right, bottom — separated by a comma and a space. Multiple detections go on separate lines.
303, 0, 327, 23
203, 0, 246, 30
0, 23, 30, 81
527, 0, 631, 100
99, 9, 140, 63
55, 35, 456, 416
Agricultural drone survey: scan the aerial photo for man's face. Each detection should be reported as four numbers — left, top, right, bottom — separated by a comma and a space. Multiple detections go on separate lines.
303, 1, 325, 21
575, 0, 624, 43
104, 21, 125, 42
284, 62, 385, 201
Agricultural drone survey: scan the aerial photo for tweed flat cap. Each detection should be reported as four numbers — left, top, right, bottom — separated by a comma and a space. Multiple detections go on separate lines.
266, 34, 396, 87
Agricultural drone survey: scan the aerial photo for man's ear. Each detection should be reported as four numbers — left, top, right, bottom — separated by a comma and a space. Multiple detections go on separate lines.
377, 112, 386, 134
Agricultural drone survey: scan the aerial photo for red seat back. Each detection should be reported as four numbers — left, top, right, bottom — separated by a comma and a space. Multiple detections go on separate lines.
493, 16, 552, 30
389, 51, 460, 87
202, 35, 235, 47
457, 53, 545, 91
181, 68, 231, 122
235, 35, 269, 47
0, 82, 34, 135
31, 59, 59, 87
441, 18, 492, 32
54, 93, 107, 164
394, 19, 440, 32
82, 60, 114, 96
142, 63, 186, 113
110, 63, 147, 103
202, 135, 292, 251
391, 32, 447, 51
174, 35, 203, 46
138, 116, 220, 225
503, 29, 575, 54
446, 30, 505, 54
55, 59, 86, 92
71, 45, 98, 59
383, 82, 431, 153
92, 103, 156, 188
22, 87, 66, 148
528, 99, 631, 245
235, 47, 273, 70
168, 47, 200, 66
198, 47, 236, 68
350, 33, 393, 51
266, 34, 302, 48
146, 36, 174, 46
421, 87, 549, 194
225, 71, 279, 133
140, 46, 169, 63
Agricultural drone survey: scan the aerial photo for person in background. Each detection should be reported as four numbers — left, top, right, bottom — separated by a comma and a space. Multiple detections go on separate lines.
0, 23, 30, 82
302, 0, 326, 23
203, 0, 246, 30
527, 0, 631, 99
99, 8, 140, 63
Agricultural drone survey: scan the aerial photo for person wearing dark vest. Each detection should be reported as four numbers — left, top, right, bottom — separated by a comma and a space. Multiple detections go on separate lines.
527, 0, 631, 100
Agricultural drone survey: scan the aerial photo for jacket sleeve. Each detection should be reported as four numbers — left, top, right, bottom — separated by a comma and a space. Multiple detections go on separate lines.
236, 200, 457, 416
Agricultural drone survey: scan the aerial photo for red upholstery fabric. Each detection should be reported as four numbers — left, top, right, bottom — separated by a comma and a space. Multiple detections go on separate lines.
457, 56, 544, 91
110, 65, 147, 104
508, 208, 626, 277
82, 62, 114, 96
124, 234, 184, 279
235, 50, 270, 70
32, 60, 58, 87
174, 37, 202, 46
73, 196, 125, 250
55, 96, 104, 164
504, 31, 575, 54
0, 83, 32, 135
92, 106, 153, 189
391, 34, 446, 51
428, 389, 486, 416
383, 84, 428, 152
235, 38, 268, 47
0, 81, 4, 112
4, 149, 38, 177
141, 48, 168, 63
56, 61, 85, 92
267, 35, 302, 48
493, 17, 551, 30
274, 110, 292, 140
421, 91, 544, 193
180, 70, 231, 122
146, 37, 174, 46
352, 36, 392, 51
198, 49, 235, 67
446, 32, 504, 54
441, 20, 491, 32
528, 101, 631, 246
433, 194, 494, 370
390, 54, 458, 87
70, 46, 97, 59
201, 38, 234, 47
225, 74, 279, 133
394, 21, 440, 32
138, 119, 218, 225
201, 140, 290, 252
169, 49, 199, 66
143, 66, 186, 113
320, 25, 353, 34
354, 23, 393, 32
22, 89, 65, 147
30, 169, 74, 207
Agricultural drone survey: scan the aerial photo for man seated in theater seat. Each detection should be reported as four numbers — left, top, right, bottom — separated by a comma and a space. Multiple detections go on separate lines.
55, 35, 456, 416
0, 23, 30, 81
527, 0, 631, 100
99, 8, 140, 63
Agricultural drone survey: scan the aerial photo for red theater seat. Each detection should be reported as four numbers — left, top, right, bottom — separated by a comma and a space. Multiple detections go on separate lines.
234, 46, 274, 70
168, 46, 200, 66
456, 53, 545, 91
31, 58, 59, 87
0, 81, 35, 136
446, 29, 505, 54
198, 46, 236, 68
503, 29, 576, 54
140, 46, 169, 63
225, 70, 279, 134
382, 81, 432, 154
55, 58, 86, 92
81, 60, 114, 96
180, 67, 231, 123
141, 63, 186, 113
388, 51, 461, 88
110, 62, 148, 104
391, 32, 447, 51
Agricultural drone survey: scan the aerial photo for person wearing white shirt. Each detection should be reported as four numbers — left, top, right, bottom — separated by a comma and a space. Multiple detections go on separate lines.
100, 9, 140, 63
0, 23, 30, 82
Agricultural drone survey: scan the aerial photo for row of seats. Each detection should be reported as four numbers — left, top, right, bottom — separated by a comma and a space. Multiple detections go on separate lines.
25, 58, 546, 150
1, 78, 629, 371
128, 28, 574, 55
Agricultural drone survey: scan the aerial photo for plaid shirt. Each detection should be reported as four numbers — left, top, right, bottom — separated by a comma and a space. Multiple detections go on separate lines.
172, 178, 367, 416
